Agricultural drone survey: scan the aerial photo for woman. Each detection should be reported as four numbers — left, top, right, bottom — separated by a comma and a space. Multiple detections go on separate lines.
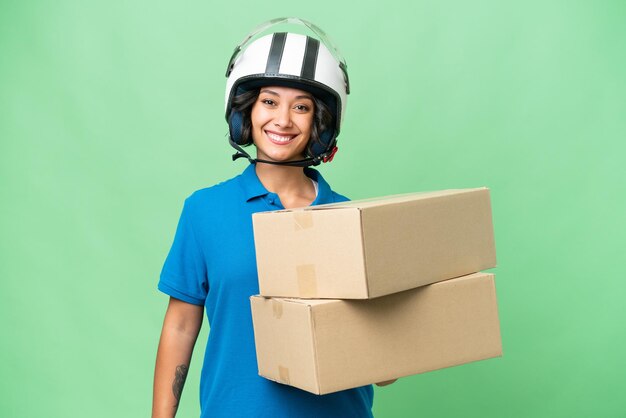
152, 18, 386, 417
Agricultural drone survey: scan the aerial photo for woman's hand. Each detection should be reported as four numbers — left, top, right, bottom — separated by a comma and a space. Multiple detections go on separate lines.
375, 379, 398, 387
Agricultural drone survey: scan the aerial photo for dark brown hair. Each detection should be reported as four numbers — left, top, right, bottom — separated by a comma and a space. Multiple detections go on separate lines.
230, 88, 333, 158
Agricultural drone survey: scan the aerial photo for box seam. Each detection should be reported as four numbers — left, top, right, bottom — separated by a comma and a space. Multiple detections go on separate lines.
309, 305, 322, 394
359, 208, 371, 298
490, 274, 504, 356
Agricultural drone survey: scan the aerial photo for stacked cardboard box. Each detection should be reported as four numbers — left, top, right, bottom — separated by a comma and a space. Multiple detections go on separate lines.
250, 188, 502, 395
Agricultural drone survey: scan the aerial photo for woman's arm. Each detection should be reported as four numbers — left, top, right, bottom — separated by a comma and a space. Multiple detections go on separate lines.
152, 297, 204, 418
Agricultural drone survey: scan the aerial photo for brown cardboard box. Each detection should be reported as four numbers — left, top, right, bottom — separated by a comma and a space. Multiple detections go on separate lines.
253, 188, 496, 299
250, 272, 502, 395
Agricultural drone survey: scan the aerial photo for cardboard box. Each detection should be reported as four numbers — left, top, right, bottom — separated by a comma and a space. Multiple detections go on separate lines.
250, 272, 502, 395
253, 188, 496, 299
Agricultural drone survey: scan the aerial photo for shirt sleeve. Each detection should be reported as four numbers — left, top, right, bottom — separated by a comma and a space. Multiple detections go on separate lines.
158, 197, 208, 306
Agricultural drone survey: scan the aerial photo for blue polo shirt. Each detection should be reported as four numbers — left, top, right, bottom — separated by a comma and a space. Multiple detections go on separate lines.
159, 164, 374, 418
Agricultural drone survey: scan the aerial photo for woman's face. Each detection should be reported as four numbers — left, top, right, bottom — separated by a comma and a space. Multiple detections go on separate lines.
250, 86, 314, 163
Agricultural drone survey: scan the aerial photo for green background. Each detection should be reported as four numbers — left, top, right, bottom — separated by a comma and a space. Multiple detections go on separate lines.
1, 0, 625, 417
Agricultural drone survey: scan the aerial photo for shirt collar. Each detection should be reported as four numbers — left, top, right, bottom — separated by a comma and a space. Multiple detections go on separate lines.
304, 167, 333, 205
239, 163, 269, 202
238, 163, 334, 205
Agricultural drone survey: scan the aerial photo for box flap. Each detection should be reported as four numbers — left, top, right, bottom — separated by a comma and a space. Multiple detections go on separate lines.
330, 189, 489, 210
253, 189, 489, 215
265, 296, 343, 306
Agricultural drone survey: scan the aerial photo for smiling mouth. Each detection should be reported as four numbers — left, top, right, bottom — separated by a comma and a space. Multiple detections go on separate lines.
266, 131, 296, 144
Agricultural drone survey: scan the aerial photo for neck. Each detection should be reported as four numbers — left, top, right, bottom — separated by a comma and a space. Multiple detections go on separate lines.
254, 162, 311, 195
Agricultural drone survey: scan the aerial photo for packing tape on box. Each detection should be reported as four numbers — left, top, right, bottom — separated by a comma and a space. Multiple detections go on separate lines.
272, 299, 283, 319
293, 211, 313, 231
296, 264, 317, 297
278, 365, 290, 384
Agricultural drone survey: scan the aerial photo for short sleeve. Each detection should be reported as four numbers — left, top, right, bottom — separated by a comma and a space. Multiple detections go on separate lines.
158, 198, 208, 306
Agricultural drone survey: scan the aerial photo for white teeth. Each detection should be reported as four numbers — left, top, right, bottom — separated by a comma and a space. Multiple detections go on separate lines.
267, 132, 294, 143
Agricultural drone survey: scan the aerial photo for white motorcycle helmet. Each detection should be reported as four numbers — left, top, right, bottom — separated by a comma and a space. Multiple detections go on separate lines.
225, 17, 350, 166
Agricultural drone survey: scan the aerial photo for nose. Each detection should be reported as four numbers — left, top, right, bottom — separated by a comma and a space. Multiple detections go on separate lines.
274, 104, 293, 128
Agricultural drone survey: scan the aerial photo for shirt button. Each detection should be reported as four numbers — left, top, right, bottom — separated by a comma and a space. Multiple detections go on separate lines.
268, 198, 274, 205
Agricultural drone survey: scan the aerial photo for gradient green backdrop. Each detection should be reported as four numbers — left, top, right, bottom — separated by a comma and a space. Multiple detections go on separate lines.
1, 1, 625, 417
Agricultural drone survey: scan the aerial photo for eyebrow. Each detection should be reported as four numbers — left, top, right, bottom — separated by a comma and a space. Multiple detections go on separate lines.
259, 89, 313, 101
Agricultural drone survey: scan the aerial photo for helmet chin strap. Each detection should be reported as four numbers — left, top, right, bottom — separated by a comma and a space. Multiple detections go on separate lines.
228, 135, 323, 167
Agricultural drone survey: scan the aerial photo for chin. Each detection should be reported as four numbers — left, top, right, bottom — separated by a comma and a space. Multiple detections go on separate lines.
257, 149, 306, 163
260, 155, 305, 164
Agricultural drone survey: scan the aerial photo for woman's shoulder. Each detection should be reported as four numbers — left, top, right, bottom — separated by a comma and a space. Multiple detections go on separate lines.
183, 172, 244, 211
330, 190, 350, 203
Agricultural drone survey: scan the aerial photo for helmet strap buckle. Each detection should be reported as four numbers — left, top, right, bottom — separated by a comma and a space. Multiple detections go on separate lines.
323, 146, 338, 163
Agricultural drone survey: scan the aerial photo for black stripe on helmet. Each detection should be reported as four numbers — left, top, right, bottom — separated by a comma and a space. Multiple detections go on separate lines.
301, 37, 320, 80
265, 32, 287, 74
